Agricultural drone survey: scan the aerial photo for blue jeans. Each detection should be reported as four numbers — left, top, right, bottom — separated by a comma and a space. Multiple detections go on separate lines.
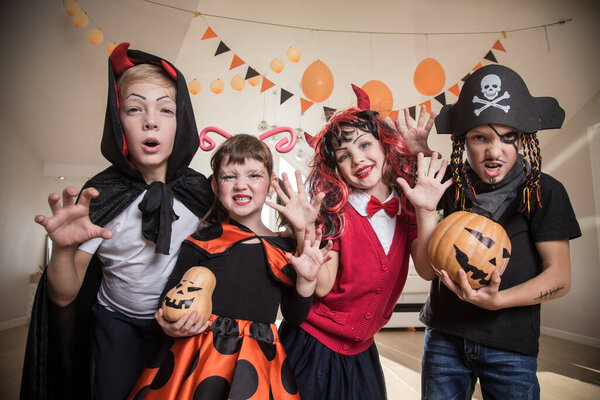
421, 327, 540, 400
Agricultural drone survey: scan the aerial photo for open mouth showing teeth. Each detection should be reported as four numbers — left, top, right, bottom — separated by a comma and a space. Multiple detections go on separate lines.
356, 166, 373, 177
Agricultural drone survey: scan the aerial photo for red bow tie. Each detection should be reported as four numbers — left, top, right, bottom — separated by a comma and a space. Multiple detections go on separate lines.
366, 196, 399, 218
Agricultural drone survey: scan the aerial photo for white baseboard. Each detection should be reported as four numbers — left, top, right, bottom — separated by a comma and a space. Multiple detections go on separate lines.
541, 326, 600, 348
0, 316, 29, 332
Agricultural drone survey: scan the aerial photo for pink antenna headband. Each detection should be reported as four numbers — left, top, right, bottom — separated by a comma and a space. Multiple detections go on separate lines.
199, 126, 298, 153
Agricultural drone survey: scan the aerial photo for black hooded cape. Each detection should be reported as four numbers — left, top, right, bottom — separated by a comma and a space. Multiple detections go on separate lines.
20, 43, 213, 400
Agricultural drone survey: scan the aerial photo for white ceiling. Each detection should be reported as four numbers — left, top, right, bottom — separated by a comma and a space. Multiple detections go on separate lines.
2, 0, 599, 178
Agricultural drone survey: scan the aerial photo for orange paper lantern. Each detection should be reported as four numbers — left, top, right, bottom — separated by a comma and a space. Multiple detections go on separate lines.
286, 46, 301, 63
414, 58, 446, 96
270, 58, 285, 74
107, 42, 117, 55
73, 11, 89, 28
64, 0, 80, 16
247, 75, 262, 87
188, 79, 201, 95
87, 28, 103, 45
301, 60, 334, 103
210, 79, 224, 94
361, 80, 393, 118
230, 75, 245, 91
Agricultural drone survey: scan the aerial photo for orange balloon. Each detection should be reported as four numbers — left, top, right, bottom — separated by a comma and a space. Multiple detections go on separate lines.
361, 80, 393, 118
107, 42, 117, 55
210, 79, 224, 94
188, 79, 201, 95
230, 75, 245, 91
270, 58, 284, 74
414, 58, 446, 96
301, 60, 334, 103
247, 75, 262, 87
64, 0, 80, 16
286, 46, 301, 63
87, 28, 103, 45
73, 11, 89, 28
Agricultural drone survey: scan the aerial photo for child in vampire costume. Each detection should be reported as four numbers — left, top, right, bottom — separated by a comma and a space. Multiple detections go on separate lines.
21, 43, 213, 400
419, 64, 581, 399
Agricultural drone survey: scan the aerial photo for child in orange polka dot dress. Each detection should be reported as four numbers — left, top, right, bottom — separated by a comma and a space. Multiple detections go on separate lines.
128, 134, 332, 400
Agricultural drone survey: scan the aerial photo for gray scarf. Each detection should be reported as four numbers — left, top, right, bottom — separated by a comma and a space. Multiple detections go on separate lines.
464, 154, 528, 221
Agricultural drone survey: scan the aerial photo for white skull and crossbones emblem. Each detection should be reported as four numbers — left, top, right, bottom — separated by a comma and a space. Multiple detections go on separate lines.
472, 74, 510, 116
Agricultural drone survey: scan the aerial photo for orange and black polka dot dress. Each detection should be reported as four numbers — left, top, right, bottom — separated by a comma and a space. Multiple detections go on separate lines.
128, 220, 312, 400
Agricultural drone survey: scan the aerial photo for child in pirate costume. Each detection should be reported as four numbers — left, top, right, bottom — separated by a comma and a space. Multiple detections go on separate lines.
419, 64, 581, 399
128, 134, 331, 400
22, 43, 213, 400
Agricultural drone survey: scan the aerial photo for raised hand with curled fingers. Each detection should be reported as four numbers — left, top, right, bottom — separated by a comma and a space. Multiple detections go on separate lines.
395, 104, 437, 157
34, 186, 112, 249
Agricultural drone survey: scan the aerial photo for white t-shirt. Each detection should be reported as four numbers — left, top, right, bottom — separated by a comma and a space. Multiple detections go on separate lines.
79, 191, 201, 319
347, 189, 401, 254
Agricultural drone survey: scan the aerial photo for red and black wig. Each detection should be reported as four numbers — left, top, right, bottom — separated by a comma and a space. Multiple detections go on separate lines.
308, 108, 415, 239
449, 130, 543, 213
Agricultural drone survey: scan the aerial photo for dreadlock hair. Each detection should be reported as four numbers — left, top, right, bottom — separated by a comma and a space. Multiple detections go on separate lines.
307, 108, 415, 239
450, 130, 543, 214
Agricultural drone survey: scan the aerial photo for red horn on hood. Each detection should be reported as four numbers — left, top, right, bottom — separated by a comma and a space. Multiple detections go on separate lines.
351, 83, 370, 110
304, 132, 318, 149
109, 42, 135, 75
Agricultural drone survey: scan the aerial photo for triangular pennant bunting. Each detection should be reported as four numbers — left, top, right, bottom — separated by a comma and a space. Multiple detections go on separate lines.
420, 100, 432, 114
448, 83, 461, 98
434, 93, 446, 106
300, 98, 314, 114
215, 41, 230, 56
492, 40, 506, 52
388, 110, 399, 122
323, 106, 336, 121
230, 54, 245, 70
484, 50, 498, 63
201, 27, 217, 40
260, 77, 276, 93
408, 106, 416, 120
472, 62, 483, 72
245, 67, 260, 80
461, 73, 471, 82
280, 89, 293, 104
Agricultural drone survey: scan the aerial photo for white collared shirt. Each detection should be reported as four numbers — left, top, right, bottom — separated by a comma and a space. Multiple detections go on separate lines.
347, 189, 400, 254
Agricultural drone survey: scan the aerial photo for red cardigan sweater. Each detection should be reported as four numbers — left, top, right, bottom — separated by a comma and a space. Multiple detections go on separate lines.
300, 204, 417, 355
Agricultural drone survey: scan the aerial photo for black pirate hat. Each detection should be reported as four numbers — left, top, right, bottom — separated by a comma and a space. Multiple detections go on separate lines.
435, 64, 564, 136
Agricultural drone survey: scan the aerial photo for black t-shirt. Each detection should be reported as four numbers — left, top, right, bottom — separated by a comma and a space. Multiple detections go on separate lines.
162, 226, 312, 326
420, 173, 581, 356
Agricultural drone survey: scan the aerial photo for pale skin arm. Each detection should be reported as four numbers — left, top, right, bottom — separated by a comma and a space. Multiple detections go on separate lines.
397, 152, 454, 281
439, 239, 572, 311
395, 105, 437, 157
286, 227, 333, 297
34, 186, 112, 306
314, 251, 340, 298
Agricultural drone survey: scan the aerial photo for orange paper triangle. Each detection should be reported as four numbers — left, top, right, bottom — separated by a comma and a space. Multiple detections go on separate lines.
201, 27, 217, 40
448, 83, 460, 98
229, 54, 245, 70
300, 98, 314, 114
419, 100, 431, 114
492, 40, 506, 52
472, 62, 483, 72
260, 78, 276, 93
388, 110, 399, 122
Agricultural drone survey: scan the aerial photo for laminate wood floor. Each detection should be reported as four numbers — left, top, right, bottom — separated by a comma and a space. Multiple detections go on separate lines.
1, 324, 599, 399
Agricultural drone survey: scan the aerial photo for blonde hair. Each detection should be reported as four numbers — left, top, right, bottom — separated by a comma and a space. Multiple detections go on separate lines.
116, 64, 176, 101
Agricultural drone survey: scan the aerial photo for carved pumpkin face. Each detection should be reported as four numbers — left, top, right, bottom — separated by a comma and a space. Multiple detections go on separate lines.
427, 211, 511, 289
161, 266, 216, 324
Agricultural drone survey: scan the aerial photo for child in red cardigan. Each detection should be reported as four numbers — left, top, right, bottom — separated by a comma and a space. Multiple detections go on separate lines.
279, 88, 453, 399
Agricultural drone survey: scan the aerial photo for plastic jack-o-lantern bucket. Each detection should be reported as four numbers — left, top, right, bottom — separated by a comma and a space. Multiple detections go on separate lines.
161, 266, 216, 323
428, 211, 511, 289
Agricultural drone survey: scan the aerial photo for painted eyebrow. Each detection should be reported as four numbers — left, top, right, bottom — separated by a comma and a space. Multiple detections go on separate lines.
124, 94, 172, 102
334, 133, 368, 152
